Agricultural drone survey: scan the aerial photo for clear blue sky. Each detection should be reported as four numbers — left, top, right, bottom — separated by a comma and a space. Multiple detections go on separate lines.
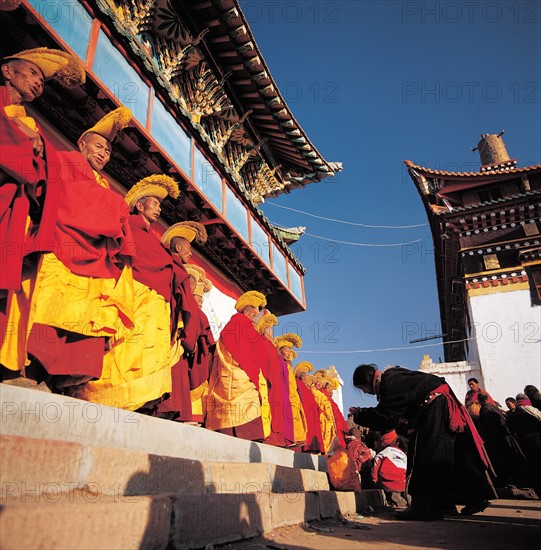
241, 0, 541, 411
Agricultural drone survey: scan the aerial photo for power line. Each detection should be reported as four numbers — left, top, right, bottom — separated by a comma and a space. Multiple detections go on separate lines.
265, 201, 427, 229
304, 233, 426, 247
299, 337, 473, 354
270, 219, 428, 247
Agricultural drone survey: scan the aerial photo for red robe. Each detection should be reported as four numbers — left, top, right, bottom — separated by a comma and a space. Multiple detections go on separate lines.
0, 86, 59, 292
277, 356, 295, 445
47, 150, 134, 278
296, 379, 324, 453
128, 213, 173, 301
188, 307, 215, 390
26, 152, 135, 380
157, 258, 201, 421
323, 389, 349, 448
260, 337, 287, 447
219, 313, 264, 389
187, 307, 215, 424
213, 313, 267, 440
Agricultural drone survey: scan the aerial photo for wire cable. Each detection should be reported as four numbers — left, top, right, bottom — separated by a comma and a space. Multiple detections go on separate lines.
269, 219, 427, 247
265, 201, 428, 229
299, 337, 474, 354
304, 232, 426, 247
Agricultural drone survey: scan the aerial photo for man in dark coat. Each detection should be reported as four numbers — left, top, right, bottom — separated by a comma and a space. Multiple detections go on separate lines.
350, 364, 496, 520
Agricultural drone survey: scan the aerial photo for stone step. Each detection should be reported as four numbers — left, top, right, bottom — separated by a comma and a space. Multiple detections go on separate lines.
0, 384, 325, 471
0, 490, 357, 549
0, 435, 329, 498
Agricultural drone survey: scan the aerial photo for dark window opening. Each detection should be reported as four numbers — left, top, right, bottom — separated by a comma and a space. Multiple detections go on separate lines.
525, 265, 541, 306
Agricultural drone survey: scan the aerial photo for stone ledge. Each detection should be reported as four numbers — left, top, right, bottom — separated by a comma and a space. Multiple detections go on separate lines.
0, 384, 325, 471
0, 490, 358, 549
0, 435, 329, 498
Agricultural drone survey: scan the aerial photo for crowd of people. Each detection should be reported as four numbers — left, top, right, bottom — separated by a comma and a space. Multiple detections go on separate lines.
0, 47, 351, 456
463, 378, 541, 499
348, 367, 541, 520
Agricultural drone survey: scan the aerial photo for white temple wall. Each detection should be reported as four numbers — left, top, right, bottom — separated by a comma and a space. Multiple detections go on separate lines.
419, 359, 482, 403
466, 287, 541, 405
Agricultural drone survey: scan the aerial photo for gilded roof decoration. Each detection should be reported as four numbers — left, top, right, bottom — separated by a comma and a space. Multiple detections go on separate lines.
249, 162, 284, 204
112, 0, 157, 35
154, 35, 201, 82
94, 0, 339, 201
176, 62, 232, 123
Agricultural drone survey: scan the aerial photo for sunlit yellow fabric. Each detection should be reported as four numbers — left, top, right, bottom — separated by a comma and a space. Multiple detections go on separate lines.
287, 363, 308, 443
259, 370, 271, 439
0, 265, 37, 371
4, 104, 38, 132
190, 380, 209, 419
310, 386, 336, 452
205, 339, 264, 431
92, 170, 110, 189
30, 254, 134, 337
70, 279, 172, 410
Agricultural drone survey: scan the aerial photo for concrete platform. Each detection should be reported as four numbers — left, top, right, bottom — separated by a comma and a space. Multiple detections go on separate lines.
0, 490, 356, 549
0, 435, 329, 498
0, 384, 325, 471
0, 383, 359, 549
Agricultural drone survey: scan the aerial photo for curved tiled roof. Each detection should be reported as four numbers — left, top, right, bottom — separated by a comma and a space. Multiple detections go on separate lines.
174, 0, 341, 193
404, 160, 541, 178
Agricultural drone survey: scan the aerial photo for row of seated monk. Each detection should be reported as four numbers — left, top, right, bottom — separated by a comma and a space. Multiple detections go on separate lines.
0, 47, 349, 452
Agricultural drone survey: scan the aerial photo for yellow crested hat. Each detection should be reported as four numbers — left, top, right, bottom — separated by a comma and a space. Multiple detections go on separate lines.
328, 365, 342, 388
255, 311, 278, 334
235, 290, 266, 312
125, 174, 179, 209
194, 277, 212, 298
161, 221, 207, 246
294, 361, 314, 379
274, 333, 302, 351
185, 264, 205, 282
328, 377, 340, 390
314, 368, 340, 389
4, 47, 85, 88
79, 107, 132, 143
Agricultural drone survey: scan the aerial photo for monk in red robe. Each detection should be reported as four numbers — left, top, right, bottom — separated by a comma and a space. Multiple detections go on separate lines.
186, 265, 216, 424
206, 291, 271, 440
25, 108, 135, 391
71, 175, 179, 412
155, 222, 208, 422
1, 48, 85, 380
274, 334, 308, 447
0, 48, 85, 293
294, 362, 325, 454
255, 311, 287, 447
315, 369, 349, 448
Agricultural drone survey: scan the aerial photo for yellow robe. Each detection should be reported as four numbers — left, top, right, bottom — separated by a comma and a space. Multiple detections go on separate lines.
70, 279, 172, 410
190, 381, 209, 421
31, 255, 134, 338
311, 386, 337, 452
286, 363, 308, 444
205, 339, 271, 437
